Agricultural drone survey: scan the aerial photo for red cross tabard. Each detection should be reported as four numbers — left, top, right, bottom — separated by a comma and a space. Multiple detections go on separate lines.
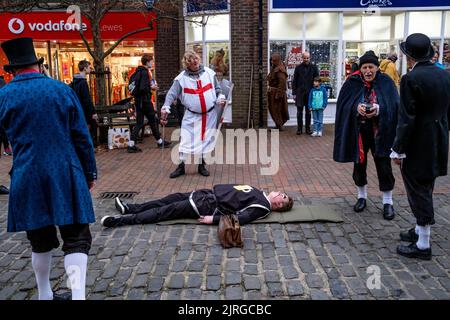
183, 80, 213, 140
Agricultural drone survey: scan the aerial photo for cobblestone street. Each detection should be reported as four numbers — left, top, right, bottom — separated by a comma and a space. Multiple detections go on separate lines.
0, 125, 449, 300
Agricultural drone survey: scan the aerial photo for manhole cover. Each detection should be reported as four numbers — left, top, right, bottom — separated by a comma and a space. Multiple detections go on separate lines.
100, 192, 138, 199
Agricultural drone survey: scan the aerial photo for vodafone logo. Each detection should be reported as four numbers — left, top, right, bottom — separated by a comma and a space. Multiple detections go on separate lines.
8, 18, 25, 34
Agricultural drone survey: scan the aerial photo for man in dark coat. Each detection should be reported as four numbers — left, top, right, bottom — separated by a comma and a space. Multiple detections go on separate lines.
101, 184, 293, 228
333, 50, 399, 220
127, 54, 171, 153
70, 60, 98, 145
0, 38, 97, 300
292, 52, 319, 135
391, 33, 450, 260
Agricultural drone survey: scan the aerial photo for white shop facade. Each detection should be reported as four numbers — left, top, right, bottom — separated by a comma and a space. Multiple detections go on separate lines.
267, 0, 450, 126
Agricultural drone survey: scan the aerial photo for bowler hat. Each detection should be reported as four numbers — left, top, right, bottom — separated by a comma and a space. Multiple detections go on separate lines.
1, 37, 44, 73
400, 33, 434, 62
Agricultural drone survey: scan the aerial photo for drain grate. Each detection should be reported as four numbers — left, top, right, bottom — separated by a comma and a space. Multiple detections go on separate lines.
100, 192, 138, 199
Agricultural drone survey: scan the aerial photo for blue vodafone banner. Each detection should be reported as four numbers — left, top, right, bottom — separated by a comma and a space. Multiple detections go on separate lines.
272, 0, 450, 10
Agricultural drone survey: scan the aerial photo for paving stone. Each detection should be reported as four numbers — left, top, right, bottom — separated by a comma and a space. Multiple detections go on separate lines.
206, 276, 221, 291
243, 276, 261, 290
168, 274, 185, 289
264, 271, 280, 283
183, 289, 203, 300
147, 277, 164, 292
267, 282, 284, 297
225, 272, 241, 285
329, 279, 349, 299
309, 289, 330, 300
305, 274, 324, 289
287, 280, 304, 296
203, 291, 221, 300
298, 259, 316, 273
186, 274, 203, 288
244, 264, 259, 275
282, 266, 299, 279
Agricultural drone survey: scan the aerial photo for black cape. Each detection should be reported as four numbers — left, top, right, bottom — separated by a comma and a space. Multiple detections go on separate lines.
333, 71, 399, 163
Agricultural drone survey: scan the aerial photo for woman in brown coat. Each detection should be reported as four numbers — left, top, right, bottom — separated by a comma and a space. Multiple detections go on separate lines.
267, 53, 289, 130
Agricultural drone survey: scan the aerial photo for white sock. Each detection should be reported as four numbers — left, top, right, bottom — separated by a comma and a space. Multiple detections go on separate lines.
31, 251, 53, 300
357, 185, 367, 199
382, 190, 393, 205
128, 140, 135, 147
416, 225, 431, 250
157, 138, 163, 144
64, 253, 88, 300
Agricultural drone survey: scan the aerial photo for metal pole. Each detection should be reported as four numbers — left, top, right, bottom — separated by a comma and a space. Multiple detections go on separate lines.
258, 0, 264, 128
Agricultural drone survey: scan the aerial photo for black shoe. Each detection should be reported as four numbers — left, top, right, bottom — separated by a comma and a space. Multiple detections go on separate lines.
353, 198, 366, 212
305, 129, 313, 135
397, 243, 432, 260
296, 129, 303, 135
157, 140, 172, 149
53, 292, 72, 300
400, 227, 419, 243
198, 164, 210, 176
0, 185, 9, 195
114, 197, 129, 215
383, 204, 395, 220
127, 145, 142, 153
170, 162, 185, 179
101, 215, 122, 228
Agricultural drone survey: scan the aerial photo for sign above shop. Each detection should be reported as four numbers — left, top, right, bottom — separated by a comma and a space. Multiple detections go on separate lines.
0, 12, 157, 41
272, 0, 450, 10
185, 0, 229, 15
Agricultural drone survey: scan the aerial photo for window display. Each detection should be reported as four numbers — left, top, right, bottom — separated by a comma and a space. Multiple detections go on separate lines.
207, 43, 229, 78
306, 41, 338, 99
270, 41, 302, 99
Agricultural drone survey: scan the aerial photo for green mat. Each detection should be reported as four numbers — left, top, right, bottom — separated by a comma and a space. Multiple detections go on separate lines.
156, 204, 343, 225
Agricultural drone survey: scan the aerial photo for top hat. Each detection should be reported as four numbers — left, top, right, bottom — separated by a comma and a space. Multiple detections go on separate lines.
400, 33, 434, 62
1, 37, 44, 73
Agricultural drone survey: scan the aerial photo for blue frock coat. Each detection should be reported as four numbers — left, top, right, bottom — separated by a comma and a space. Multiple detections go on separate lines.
0, 73, 97, 232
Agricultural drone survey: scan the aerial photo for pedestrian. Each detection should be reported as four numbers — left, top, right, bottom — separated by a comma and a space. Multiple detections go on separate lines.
292, 51, 319, 135
161, 50, 226, 178
308, 76, 328, 137
333, 50, 399, 220
391, 33, 450, 260
101, 184, 293, 228
0, 37, 97, 300
267, 53, 289, 131
431, 50, 445, 70
128, 54, 171, 153
380, 52, 400, 88
0, 77, 12, 156
70, 59, 98, 145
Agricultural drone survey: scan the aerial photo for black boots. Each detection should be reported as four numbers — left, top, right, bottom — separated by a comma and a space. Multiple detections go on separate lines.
170, 162, 185, 179
170, 160, 210, 178
198, 160, 210, 176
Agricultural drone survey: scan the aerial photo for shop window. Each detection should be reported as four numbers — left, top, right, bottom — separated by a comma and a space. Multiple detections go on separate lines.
394, 13, 405, 40
362, 16, 391, 41
205, 14, 230, 41
306, 41, 338, 99
186, 43, 204, 63
269, 13, 303, 39
305, 13, 339, 39
409, 11, 441, 38
270, 41, 302, 99
186, 17, 203, 42
446, 12, 450, 38
207, 43, 230, 79
343, 16, 361, 41
444, 40, 450, 71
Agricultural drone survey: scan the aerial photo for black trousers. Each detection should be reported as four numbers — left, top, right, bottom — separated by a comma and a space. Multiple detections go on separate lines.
0, 126, 9, 149
296, 92, 311, 131
352, 123, 395, 191
401, 169, 436, 226
131, 99, 161, 142
123, 190, 217, 225
26, 224, 92, 255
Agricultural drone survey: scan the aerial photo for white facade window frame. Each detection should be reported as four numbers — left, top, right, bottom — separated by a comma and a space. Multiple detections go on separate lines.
268, 6, 450, 95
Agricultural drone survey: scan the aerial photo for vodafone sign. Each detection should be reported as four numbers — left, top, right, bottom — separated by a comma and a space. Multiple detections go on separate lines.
0, 12, 157, 40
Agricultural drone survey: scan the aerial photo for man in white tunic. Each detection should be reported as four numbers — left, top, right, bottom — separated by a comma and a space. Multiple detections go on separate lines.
161, 51, 226, 178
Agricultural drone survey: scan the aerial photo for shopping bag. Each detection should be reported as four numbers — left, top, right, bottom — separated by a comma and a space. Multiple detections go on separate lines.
107, 128, 130, 150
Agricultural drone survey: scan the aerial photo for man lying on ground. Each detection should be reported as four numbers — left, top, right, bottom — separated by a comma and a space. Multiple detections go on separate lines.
101, 184, 294, 228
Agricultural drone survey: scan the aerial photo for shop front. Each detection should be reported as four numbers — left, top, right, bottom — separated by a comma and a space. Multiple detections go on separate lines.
268, 0, 450, 126
0, 11, 157, 105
